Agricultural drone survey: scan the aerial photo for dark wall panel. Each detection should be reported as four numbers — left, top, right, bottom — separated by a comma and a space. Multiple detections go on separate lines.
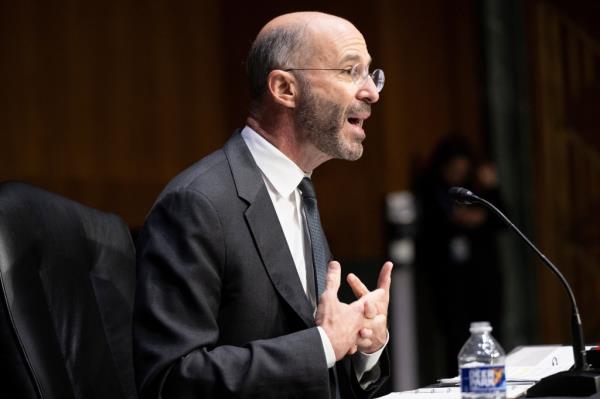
0, 0, 483, 261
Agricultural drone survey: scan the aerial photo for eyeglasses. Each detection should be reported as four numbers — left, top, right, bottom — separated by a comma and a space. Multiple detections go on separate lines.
283, 64, 385, 93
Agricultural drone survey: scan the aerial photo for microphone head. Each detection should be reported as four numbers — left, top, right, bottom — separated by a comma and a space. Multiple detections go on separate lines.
448, 186, 477, 204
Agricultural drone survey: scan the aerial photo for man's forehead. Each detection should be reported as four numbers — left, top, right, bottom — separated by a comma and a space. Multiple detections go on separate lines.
339, 52, 372, 66
307, 24, 370, 65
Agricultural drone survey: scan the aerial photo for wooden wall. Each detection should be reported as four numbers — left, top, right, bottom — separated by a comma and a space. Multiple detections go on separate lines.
0, 1, 227, 229
0, 0, 483, 261
528, 0, 600, 345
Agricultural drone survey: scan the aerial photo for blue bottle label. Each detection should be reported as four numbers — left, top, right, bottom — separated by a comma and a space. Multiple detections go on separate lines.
460, 365, 506, 393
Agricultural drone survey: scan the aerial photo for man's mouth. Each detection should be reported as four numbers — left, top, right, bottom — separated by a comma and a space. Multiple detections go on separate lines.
347, 117, 363, 127
346, 103, 371, 130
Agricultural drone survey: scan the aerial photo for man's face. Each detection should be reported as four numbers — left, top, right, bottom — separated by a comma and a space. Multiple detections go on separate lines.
294, 78, 371, 161
292, 22, 380, 162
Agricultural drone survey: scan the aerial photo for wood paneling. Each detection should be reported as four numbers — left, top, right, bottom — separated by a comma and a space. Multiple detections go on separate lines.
0, 0, 225, 226
529, 0, 600, 344
377, 0, 482, 193
0, 0, 483, 260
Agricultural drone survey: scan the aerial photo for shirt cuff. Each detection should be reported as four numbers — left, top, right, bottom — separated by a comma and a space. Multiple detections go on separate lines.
317, 326, 336, 368
353, 330, 389, 380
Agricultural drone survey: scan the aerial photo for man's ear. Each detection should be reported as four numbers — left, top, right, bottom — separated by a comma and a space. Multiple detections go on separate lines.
266, 70, 298, 108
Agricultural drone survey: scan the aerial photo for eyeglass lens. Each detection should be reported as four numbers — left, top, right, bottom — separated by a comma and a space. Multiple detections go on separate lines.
353, 64, 384, 92
371, 69, 384, 92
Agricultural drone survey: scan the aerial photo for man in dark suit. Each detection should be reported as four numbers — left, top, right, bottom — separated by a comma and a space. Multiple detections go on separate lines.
134, 11, 393, 398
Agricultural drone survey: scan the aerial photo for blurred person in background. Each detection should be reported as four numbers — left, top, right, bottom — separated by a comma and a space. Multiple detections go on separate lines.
413, 134, 505, 379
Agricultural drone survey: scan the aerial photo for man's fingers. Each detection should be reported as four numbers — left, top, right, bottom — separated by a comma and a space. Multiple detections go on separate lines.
377, 261, 393, 293
325, 261, 341, 295
359, 327, 373, 338
363, 288, 385, 303
357, 316, 388, 353
364, 299, 377, 319
347, 262, 393, 301
346, 273, 369, 298
348, 344, 358, 355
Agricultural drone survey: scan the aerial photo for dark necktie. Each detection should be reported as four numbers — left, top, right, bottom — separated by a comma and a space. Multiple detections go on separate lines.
298, 177, 328, 298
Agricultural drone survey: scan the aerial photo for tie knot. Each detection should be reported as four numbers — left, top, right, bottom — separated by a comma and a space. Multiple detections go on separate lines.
298, 177, 317, 200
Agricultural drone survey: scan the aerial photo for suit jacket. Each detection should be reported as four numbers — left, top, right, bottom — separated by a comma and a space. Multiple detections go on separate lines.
133, 131, 389, 398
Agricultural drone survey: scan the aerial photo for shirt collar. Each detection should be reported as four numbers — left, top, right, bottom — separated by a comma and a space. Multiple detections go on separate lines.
241, 126, 308, 198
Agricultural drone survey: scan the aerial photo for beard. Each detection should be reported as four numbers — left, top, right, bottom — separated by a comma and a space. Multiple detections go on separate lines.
294, 80, 370, 161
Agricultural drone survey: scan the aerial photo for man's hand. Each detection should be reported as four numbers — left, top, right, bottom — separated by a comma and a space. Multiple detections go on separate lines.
346, 261, 393, 354
315, 261, 384, 360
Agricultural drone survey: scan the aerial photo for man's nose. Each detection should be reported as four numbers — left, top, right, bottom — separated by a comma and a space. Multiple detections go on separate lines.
356, 76, 380, 104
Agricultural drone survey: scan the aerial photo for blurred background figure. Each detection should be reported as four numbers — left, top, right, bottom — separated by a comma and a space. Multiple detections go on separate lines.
412, 134, 505, 381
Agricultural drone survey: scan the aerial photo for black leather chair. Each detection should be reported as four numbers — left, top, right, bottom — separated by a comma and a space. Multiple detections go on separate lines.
0, 182, 137, 399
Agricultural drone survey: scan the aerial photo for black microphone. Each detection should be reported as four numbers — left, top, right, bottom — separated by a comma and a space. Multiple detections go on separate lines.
448, 186, 478, 204
449, 186, 600, 397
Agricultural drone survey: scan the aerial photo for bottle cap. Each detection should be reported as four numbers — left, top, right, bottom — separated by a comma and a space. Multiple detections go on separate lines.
469, 321, 492, 333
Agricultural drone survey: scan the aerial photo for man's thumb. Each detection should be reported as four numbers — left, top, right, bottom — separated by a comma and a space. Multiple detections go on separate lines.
325, 261, 341, 295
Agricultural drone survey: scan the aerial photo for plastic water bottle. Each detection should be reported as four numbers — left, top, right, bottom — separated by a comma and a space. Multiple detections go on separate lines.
458, 321, 506, 398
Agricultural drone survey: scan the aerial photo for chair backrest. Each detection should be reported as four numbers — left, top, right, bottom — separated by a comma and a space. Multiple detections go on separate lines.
0, 182, 137, 399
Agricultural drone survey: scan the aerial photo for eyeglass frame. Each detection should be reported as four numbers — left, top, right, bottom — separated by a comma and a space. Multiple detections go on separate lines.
281, 64, 385, 93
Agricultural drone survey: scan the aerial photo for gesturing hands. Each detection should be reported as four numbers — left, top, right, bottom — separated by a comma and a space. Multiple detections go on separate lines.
347, 261, 393, 354
314, 261, 393, 361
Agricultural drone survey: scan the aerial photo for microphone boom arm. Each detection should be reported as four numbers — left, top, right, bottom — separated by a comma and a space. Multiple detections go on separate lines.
468, 192, 588, 371
449, 186, 600, 396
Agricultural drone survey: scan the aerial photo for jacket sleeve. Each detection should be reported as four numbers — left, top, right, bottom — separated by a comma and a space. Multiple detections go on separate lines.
337, 350, 391, 399
133, 190, 330, 399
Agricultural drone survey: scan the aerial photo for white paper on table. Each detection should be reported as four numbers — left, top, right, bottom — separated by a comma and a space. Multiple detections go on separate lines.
377, 384, 531, 399
439, 345, 580, 384
380, 345, 595, 399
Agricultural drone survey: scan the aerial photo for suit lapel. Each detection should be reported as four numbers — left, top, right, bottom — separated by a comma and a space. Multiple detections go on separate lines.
224, 132, 315, 328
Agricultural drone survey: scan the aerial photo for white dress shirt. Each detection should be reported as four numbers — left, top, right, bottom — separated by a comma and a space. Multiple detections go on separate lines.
241, 126, 385, 379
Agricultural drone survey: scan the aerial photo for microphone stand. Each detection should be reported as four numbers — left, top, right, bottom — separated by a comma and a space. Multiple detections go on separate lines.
450, 187, 600, 397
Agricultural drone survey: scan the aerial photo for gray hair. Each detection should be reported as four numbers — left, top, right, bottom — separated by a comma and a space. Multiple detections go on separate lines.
246, 24, 308, 113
